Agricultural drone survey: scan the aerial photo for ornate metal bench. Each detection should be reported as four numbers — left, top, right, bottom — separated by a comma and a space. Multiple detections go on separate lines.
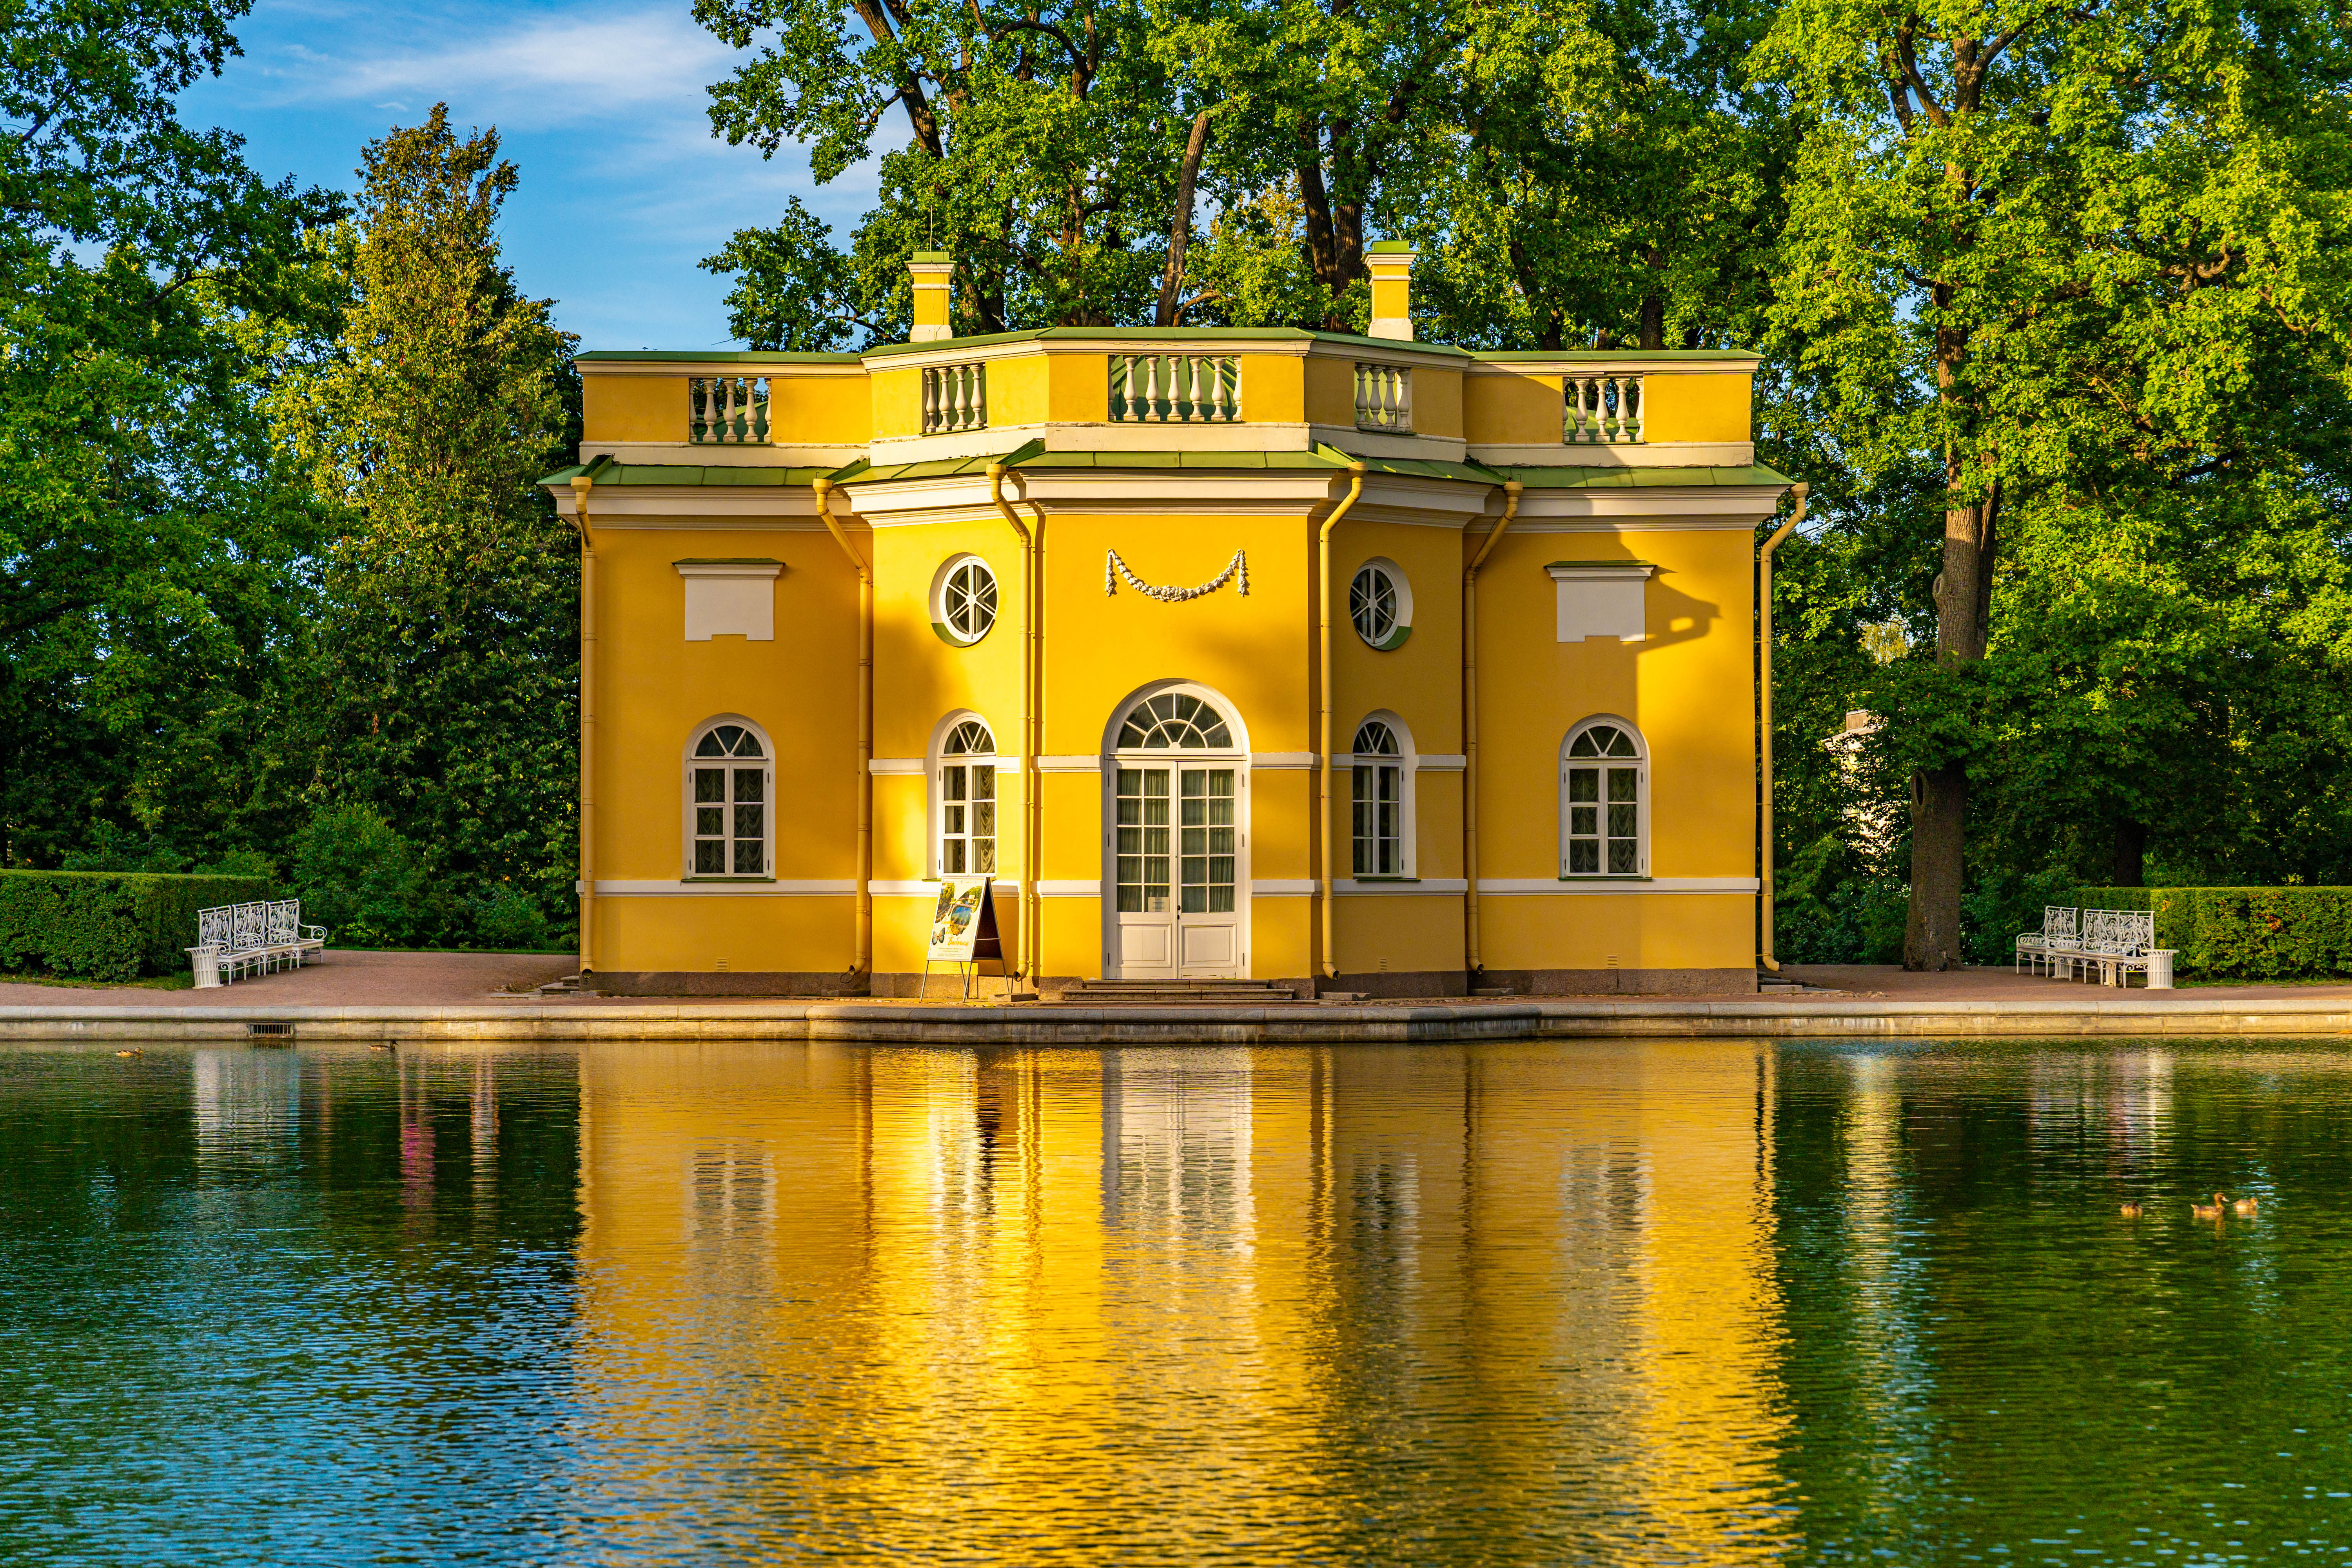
2058, 907, 2175, 988
187, 900, 327, 986
2015, 905, 2076, 975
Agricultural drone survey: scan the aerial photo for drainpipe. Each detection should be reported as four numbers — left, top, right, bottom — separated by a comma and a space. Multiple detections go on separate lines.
813, 476, 873, 983
567, 473, 599, 979
1758, 481, 1808, 974
1317, 462, 1368, 984
987, 463, 1037, 988
1461, 478, 1522, 985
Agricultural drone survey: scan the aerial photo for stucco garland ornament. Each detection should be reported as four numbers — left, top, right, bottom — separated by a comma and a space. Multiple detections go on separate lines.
1104, 549, 1249, 602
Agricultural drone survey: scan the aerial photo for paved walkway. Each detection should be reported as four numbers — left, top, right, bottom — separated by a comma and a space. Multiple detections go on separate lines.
5, 950, 2349, 1011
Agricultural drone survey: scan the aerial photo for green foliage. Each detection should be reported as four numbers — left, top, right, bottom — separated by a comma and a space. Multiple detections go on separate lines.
290, 802, 427, 949
2082, 887, 2352, 982
0, 871, 273, 981
282, 107, 581, 951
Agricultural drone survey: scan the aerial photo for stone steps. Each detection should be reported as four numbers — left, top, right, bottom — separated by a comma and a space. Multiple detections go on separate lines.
1059, 979, 1303, 1005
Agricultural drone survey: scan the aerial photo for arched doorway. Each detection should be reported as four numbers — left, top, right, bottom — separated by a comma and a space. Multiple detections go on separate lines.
1103, 684, 1250, 978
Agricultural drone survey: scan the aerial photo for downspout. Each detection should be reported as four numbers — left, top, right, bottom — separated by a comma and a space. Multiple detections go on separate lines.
1317, 462, 1368, 985
1461, 478, 1522, 985
813, 476, 873, 983
1758, 481, 1808, 974
986, 463, 1037, 987
567, 473, 598, 978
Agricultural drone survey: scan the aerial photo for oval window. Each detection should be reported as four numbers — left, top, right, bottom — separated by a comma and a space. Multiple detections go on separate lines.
933, 556, 999, 644
1350, 560, 1412, 651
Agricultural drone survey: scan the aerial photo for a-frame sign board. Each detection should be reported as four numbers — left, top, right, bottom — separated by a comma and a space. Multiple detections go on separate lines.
922, 876, 1009, 1000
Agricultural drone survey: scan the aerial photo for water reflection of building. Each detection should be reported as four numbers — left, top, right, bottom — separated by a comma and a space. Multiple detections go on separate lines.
569, 1042, 1796, 1561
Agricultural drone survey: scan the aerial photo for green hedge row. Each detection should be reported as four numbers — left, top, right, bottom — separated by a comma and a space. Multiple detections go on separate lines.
0, 872, 275, 983
2080, 886, 2352, 981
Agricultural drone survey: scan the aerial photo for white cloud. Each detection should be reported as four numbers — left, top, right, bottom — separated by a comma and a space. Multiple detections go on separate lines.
250, 4, 734, 127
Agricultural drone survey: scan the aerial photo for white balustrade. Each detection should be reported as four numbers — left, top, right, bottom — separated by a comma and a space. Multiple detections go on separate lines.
689, 376, 771, 445
1564, 374, 1644, 443
1354, 362, 1413, 432
922, 362, 989, 434
1109, 355, 1241, 422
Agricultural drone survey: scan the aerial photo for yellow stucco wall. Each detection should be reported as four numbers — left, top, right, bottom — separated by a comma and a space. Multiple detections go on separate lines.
1237, 355, 1304, 424
870, 366, 923, 441
1464, 371, 1564, 446
583, 375, 688, 444
1642, 372, 1753, 445
1304, 355, 1358, 428
769, 371, 871, 446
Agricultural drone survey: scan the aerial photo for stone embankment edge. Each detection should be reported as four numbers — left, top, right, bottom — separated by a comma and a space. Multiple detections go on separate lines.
0, 998, 2345, 1043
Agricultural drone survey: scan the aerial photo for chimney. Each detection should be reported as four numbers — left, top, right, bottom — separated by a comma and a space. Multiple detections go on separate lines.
909, 252, 953, 342
1366, 241, 1417, 341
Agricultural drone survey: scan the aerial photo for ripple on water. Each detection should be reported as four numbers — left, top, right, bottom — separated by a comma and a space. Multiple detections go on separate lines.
0, 1037, 2348, 1565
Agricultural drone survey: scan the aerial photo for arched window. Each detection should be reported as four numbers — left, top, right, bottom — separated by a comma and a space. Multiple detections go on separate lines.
936, 718, 997, 876
1351, 718, 1408, 876
686, 719, 774, 878
1116, 691, 1233, 750
1561, 719, 1645, 877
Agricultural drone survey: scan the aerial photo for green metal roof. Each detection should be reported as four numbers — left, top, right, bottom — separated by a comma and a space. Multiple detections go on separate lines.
578, 337, 1759, 366
537, 461, 842, 488
540, 453, 1793, 492
1470, 349, 1762, 364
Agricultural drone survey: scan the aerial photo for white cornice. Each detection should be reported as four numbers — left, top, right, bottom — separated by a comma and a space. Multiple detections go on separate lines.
1464, 359, 1759, 378
581, 361, 867, 378
1467, 441, 1755, 468
581, 441, 865, 467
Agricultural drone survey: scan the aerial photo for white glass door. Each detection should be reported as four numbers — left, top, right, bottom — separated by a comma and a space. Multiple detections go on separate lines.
1114, 764, 1241, 977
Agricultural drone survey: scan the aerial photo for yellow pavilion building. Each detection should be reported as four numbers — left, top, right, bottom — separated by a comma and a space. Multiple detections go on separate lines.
544, 245, 1792, 996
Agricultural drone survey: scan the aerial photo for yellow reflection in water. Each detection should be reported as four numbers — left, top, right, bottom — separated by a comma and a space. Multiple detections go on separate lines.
572, 1043, 1795, 1565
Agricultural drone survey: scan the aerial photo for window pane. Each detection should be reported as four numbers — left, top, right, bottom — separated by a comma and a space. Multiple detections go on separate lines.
1572, 806, 1597, 837
972, 802, 994, 837
1607, 768, 1639, 802
1570, 841, 1599, 874
695, 840, 727, 875
697, 807, 723, 836
1606, 730, 1637, 758
733, 838, 764, 875
734, 768, 764, 803
735, 803, 763, 839
975, 840, 995, 873
1608, 802, 1638, 838
1569, 732, 1599, 758
1569, 768, 1598, 802
945, 804, 965, 835
973, 768, 994, 801
695, 768, 726, 803
943, 767, 966, 802
696, 733, 727, 757
944, 841, 966, 874
1608, 839, 1638, 875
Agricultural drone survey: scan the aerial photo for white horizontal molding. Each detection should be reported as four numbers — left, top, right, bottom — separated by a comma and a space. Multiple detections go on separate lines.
1417, 753, 1466, 771
1039, 880, 1101, 897
843, 471, 1343, 522
1039, 422, 1312, 452
1477, 877, 1760, 895
580, 442, 866, 467
1252, 751, 1317, 770
867, 758, 924, 775
1464, 358, 1759, 378
1466, 441, 1755, 469
579, 360, 867, 379
548, 486, 845, 525
1038, 754, 1103, 772
1336, 878, 1469, 895
1252, 878, 1317, 896
1306, 424, 1468, 463
596, 880, 857, 896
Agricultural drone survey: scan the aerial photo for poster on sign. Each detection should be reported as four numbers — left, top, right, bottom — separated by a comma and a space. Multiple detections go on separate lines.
925, 876, 1002, 964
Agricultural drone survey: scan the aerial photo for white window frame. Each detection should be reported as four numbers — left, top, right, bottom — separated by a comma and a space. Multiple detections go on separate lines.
930, 713, 1001, 879
930, 554, 1001, 645
1350, 710, 1417, 878
682, 716, 777, 880
1348, 558, 1414, 651
1559, 716, 1648, 879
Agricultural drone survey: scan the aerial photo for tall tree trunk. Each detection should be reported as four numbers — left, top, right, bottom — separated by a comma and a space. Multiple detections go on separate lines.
1156, 107, 1218, 327
1294, 120, 1365, 330
2112, 819, 2147, 886
1906, 764, 1968, 967
1638, 245, 1666, 350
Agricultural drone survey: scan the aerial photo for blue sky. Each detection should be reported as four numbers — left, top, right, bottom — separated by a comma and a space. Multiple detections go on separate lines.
180, 0, 881, 350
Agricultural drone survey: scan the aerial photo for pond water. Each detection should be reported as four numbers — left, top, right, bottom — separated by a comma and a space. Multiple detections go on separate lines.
3, 1038, 2349, 1565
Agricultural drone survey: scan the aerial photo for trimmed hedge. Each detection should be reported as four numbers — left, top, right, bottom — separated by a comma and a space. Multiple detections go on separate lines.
2080, 886, 2352, 982
0, 871, 275, 983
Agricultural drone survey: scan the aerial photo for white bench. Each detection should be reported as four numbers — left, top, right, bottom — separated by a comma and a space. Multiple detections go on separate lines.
2054, 907, 2176, 988
187, 900, 327, 987
2015, 905, 2076, 975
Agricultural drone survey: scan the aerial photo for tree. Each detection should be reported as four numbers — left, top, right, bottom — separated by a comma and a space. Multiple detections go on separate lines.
1757, 0, 2352, 967
0, 0, 343, 869
288, 107, 580, 946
